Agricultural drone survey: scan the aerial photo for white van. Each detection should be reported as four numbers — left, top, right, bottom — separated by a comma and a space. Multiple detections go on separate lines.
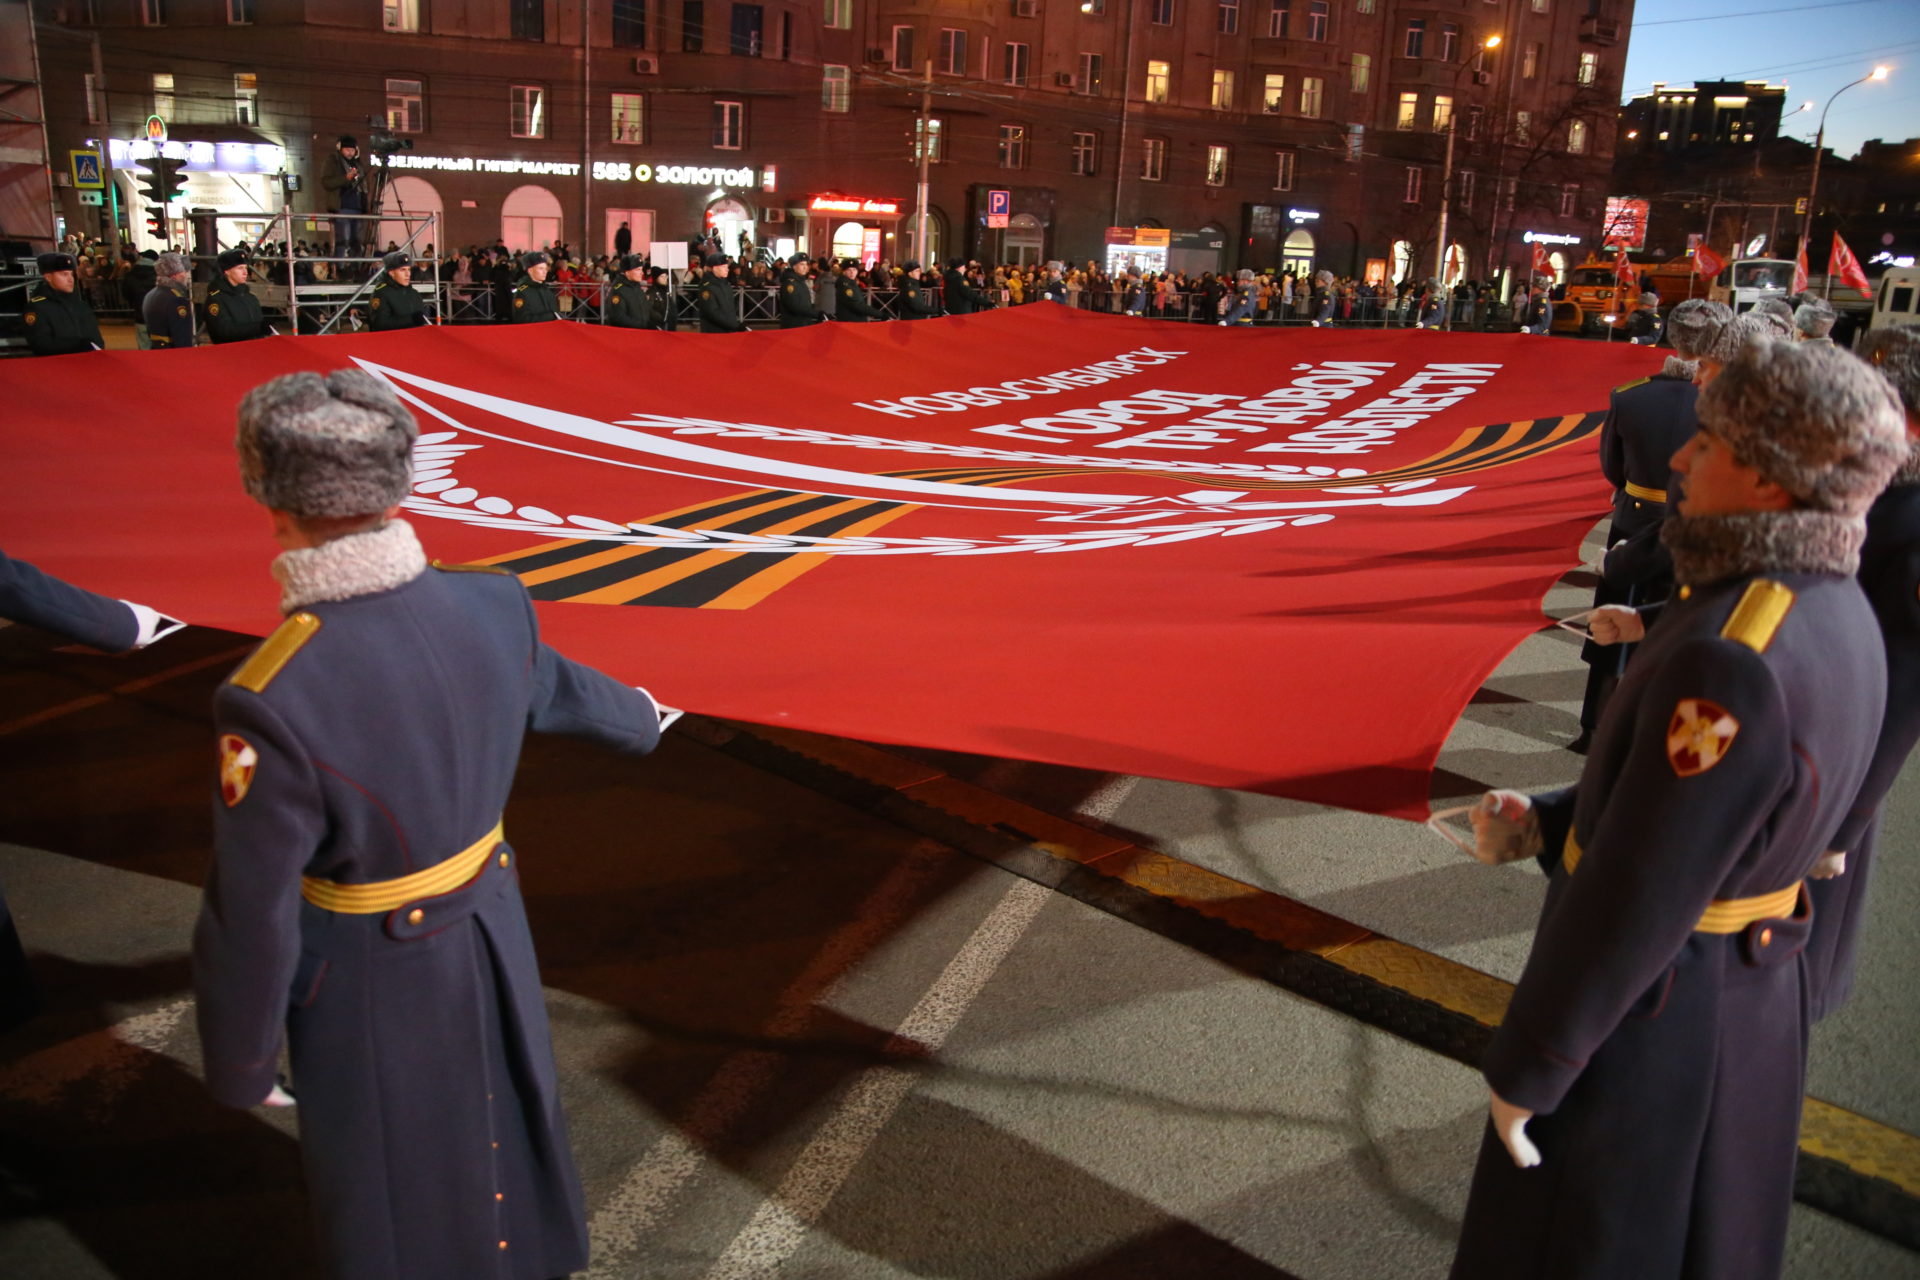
1871, 266, 1920, 331
1709, 258, 1796, 314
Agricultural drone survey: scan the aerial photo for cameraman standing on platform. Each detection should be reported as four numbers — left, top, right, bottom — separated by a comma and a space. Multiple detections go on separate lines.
321, 135, 367, 279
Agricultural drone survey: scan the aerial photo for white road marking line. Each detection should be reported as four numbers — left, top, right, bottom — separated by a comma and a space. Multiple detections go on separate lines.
0, 997, 194, 1118
700, 877, 1052, 1280
1073, 774, 1140, 824
582, 839, 953, 1279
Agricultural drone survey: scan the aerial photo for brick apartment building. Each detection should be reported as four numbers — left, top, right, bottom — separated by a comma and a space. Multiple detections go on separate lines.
35, 0, 1626, 291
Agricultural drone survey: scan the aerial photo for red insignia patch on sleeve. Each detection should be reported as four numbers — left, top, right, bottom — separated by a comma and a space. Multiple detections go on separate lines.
218, 733, 259, 807
1667, 699, 1740, 777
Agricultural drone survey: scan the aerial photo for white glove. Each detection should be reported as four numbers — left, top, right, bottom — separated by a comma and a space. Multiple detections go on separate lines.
1587, 605, 1645, 647
122, 601, 186, 648
1808, 851, 1847, 880
262, 1082, 296, 1107
1469, 790, 1542, 866
635, 686, 683, 731
1490, 1089, 1541, 1168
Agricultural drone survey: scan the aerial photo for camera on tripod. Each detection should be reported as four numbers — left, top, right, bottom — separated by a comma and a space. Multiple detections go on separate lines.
367, 129, 414, 157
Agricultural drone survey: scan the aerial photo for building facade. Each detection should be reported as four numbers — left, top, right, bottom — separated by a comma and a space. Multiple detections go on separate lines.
37, 0, 1625, 291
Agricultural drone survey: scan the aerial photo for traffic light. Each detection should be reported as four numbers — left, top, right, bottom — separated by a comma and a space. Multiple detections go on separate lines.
145, 206, 167, 237
137, 155, 187, 207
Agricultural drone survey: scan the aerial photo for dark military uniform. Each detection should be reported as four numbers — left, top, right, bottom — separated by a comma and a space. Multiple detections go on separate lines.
24, 284, 102, 356
606, 280, 655, 329
205, 280, 268, 344
897, 274, 938, 319
941, 265, 978, 315
1, 548, 144, 1029
142, 283, 196, 350
1806, 476, 1920, 1019
1578, 368, 1702, 735
367, 280, 429, 331
695, 271, 746, 333
775, 269, 822, 328
834, 274, 883, 322
510, 275, 559, 324
1453, 571, 1887, 1280
193, 558, 660, 1280
1044, 276, 1068, 304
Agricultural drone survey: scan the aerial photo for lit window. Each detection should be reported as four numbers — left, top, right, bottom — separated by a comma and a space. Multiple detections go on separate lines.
233, 73, 259, 124
1356, 0, 1373, 12
1263, 73, 1286, 112
1531, 0, 1547, 11
1578, 52, 1598, 85
386, 78, 425, 133
152, 71, 173, 117
1514, 109, 1531, 144
824, 0, 851, 29
1145, 59, 1170, 103
1211, 69, 1234, 110
611, 91, 645, 142
1206, 144, 1229, 186
383, 0, 420, 29
1299, 75, 1323, 117
1275, 149, 1296, 191
83, 72, 102, 124
914, 117, 944, 163
999, 123, 1028, 168
1567, 119, 1588, 154
822, 65, 850, 113
1142, 136, 1167, 180
1397, 91, 1418, 129
1523, 43, 1539, 79
713, 99, 744, 149
510, 84, 546, 138
1072, 131, 1099, 176
1350, 52, 1369, 93
1433, 94, 1452, 132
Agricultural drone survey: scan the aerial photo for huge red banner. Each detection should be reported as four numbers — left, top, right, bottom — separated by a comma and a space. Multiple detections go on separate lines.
1, 310, 1658, 818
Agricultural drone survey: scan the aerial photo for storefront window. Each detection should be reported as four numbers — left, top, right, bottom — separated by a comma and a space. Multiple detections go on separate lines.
705, 197, 752, 256
500, 184, 562, 253
831, 220, 867, 262
1282, 228, 1315, 278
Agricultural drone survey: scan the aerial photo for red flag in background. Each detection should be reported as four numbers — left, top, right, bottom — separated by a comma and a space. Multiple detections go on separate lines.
1694, 244, 1726, 278
1614, 245, 1638, 289
0, 312, 1661, 819
1530, 242, 1552, 280
1830, 232, 1873, 296
1792, 241, 1810, 296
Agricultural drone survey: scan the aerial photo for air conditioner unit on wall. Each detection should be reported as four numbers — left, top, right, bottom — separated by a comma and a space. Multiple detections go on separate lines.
1014, 0, 1039, 17
866, 46, 889, 64
762, 208, 786, 224
1473, 71, 1491, 85
1054, 71, 1075, 87
633, 53, 660, 74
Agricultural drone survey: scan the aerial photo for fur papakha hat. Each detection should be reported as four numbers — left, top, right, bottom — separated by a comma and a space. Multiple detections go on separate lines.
236, 370, 418, 518
1792, 299, 1836, 338
1663, 298, 1730, 360
1750, 296, 1795, 338
1863, 328, 1920, 419
1696, 341, 1907, 516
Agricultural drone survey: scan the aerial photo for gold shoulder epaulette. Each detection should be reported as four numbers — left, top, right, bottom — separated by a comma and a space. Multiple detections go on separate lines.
432, 559, 512, 576
230, 611, 322, 693
1615, 376, 1651, 393
1720, 579, 1796, 653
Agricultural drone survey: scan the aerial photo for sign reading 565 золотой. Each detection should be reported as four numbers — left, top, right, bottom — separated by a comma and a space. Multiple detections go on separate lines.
590, 161, 758, 186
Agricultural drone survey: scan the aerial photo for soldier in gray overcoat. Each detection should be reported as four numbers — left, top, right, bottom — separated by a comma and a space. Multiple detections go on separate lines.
1453, 341, 1908, 1280
191, 369, 666, 1279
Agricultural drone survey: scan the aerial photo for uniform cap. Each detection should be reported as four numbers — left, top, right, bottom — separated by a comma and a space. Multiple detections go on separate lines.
788, 252, 810, 266
382, 250, 412, 270
703, 251, 729, 267
948, 256, 966, 270
521, 250, 551, 268
619, 253, 648, 272
1792, 299, 1836, 339
236, 370, 419, 519
216, 247, 251, 271
1862, 328, 1920, 420
903, 260, 922, 272
1696, 341, 1906, 516
157, 251, 191, 278
1663, 298, 1730, 360
36, 252, 76, 274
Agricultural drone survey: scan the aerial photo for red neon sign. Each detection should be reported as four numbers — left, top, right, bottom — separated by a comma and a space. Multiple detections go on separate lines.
809, 194, 902, 216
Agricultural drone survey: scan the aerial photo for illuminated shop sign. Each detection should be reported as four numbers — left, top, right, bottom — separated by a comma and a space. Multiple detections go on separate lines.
1287, 208, 1321, 222
108, 138, 287, 174
1522, 230, 1582, 246
809, 194, 903, 215
383, 154, 759, 186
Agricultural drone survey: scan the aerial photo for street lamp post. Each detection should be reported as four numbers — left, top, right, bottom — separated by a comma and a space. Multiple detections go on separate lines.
1434, 34, 1502, 327
1800, 66, 1888, 261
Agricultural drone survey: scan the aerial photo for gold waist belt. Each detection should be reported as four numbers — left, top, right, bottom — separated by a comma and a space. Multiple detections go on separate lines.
1624, 480, 1668, 503
301, 820, 505, 914
1562, 830, 1799, 935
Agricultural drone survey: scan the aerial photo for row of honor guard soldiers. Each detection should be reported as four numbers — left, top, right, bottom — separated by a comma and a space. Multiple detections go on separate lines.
1455, 312, 1920, 1280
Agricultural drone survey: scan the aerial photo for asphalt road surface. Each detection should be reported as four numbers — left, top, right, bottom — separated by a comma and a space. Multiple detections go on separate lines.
2, 522, 1917, 1279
